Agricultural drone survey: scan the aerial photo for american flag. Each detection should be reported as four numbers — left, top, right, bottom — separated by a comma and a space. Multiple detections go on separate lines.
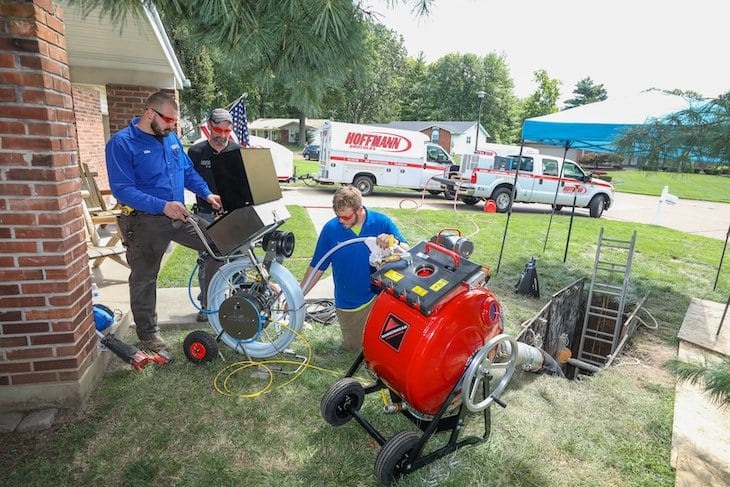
230, 97, 250, 147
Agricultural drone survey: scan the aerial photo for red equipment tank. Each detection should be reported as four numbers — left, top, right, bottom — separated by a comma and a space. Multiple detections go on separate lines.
364, 242, 503, 415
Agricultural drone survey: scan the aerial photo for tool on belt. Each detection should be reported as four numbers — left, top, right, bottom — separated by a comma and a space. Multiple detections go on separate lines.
120, 205, 136, 216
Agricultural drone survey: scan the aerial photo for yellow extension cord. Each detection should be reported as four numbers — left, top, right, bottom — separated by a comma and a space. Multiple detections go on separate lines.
212, 319, 343, 399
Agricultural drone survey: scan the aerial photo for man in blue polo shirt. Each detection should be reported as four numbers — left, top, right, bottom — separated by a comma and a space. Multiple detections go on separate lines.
301, 186, 409, 352
106, 91, 223, 353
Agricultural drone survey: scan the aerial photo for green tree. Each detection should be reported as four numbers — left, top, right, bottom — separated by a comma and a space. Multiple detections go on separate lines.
564, 76, 608, 109
396, 53, 429, 121
479, 53, 520, 143
614, 91, 730, 172
323, 21, 408, 123
522, 69, 562, 121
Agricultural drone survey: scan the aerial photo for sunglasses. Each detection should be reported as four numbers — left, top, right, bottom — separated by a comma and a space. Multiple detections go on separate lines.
149, 107, 177, 124
210, 125, 232, 135
336, 208, 359, 222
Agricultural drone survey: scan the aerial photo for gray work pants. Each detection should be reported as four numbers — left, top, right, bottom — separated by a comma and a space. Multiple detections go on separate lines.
118, 213, 221, 340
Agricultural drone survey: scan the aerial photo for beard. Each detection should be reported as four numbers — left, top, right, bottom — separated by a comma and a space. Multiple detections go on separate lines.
151, 118, 173, 137
210, 135, 228, 147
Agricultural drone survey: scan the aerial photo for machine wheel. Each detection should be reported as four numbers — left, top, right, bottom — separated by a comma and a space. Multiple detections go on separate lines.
491, 187, 513, 213
460, 195, 480, 206
374, 430, 421, 485
207, 260, 305, 359
462, 334, 519, 412
183, 330, 218, 364
320, 378, 365, 426
589, 195, 606, 218
353, 175, 375, 196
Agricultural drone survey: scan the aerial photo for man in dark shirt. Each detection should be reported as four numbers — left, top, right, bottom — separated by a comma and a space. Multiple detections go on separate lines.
188, 108, 243, 321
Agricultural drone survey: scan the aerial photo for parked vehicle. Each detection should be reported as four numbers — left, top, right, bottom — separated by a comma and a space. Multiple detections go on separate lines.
443, 148, 615, 217
314, 121, 455, 196
302, 144, 320, 161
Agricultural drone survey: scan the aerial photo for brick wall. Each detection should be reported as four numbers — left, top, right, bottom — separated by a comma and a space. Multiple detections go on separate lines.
107, 84, 180, 137
0, 0, 97, 403
71, 84, 107, 189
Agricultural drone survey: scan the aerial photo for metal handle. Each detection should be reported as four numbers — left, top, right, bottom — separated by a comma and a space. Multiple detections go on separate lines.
186, 217, 225, 261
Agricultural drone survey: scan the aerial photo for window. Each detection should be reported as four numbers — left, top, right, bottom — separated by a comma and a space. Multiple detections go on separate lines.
430, 127, 440, 144
466, 135, 472, 144
543, 159, 558, 176
563, 161, 585, 179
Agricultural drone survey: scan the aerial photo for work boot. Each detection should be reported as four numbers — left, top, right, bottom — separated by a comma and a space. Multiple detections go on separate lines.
140, 334, 170, 353
196, 311, 208, 322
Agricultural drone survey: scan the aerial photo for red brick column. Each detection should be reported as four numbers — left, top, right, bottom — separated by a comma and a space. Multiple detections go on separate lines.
0, 0, 98, 408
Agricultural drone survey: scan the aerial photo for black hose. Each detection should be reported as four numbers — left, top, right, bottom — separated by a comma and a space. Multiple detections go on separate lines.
539, 350, 566, 378
304, 298, 337, 325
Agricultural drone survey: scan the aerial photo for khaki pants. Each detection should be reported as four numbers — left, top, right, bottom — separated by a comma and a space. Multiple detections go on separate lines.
335, 298, 376, 352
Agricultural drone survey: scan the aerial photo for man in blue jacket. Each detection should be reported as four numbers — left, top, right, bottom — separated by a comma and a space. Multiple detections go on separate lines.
301, 186, 409, 352
106, 91, 222, 353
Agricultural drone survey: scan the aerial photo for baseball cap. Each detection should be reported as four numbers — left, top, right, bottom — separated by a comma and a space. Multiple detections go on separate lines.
209, 108, 232, 124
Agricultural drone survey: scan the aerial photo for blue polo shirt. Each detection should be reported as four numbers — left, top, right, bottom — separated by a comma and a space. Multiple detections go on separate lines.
105, 117, 212, 214
310, 208, 406, 310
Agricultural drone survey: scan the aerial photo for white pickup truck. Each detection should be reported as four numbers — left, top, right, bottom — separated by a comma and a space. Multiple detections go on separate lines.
443, 148, 615, 218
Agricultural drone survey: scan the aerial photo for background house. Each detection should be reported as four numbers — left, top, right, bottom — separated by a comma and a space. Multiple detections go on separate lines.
248, 118, 327, 146
0, 0, 187, 411
370, 121, 489, 155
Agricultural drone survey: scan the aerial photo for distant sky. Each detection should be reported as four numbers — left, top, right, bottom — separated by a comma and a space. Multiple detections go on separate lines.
370, 0, 729, 103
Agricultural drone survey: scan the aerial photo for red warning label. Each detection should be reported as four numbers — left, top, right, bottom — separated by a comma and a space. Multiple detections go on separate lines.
380, 314, 409, 351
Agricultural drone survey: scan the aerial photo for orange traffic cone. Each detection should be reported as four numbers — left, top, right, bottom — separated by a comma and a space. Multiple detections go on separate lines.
484, 199, 496, 213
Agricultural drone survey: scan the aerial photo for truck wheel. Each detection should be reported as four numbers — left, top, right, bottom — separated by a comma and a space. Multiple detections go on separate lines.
353, 176, 374, 196
460, 196, 480, 206
589, 195, 606, 218
303, 153, 309, 160
492, 187, 513, 213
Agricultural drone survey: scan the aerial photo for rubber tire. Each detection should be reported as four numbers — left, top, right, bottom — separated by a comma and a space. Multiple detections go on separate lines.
460, 195, 480, 206
589, 195, 606, 218
320, 378, 365, 427
183, 330, 218, 364
303, 153, 309, 160
491, 187, 513, 213
443, 187, 457, 200
353, 176, 374, 196
552, 204, 563, 212
374, 430, 421, 485
427, 189, 441, 195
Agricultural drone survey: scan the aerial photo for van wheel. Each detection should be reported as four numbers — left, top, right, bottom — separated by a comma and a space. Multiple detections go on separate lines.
552, 204, 563, 212
353, 176, 374, 196
492, 188, 513, 213
428, 190, 441, 195
460, 196, 480, 206
589, 195, 606, 218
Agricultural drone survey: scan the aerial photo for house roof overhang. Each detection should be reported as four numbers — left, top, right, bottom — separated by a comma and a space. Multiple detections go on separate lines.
62, 1, 187, 90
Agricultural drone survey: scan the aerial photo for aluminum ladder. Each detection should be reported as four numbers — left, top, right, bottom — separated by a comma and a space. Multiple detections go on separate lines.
576, 228, 637, 368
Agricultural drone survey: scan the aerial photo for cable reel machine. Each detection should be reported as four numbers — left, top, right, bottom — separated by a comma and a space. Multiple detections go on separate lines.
320, 231, 548, 485
184, 200, 305, 363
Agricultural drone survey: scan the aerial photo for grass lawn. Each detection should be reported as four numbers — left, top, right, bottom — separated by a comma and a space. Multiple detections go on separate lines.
5, 203, 729, 486
606, 169, 730, 203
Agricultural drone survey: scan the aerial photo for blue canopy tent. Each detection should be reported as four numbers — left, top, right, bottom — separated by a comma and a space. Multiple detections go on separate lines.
515, 92, 729, 329
521, 91, 701, 153
494, 91, 715, 273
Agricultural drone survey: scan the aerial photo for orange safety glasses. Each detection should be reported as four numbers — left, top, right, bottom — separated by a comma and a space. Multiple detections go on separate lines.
210, 125, 233, 135
149, 107, 177, 124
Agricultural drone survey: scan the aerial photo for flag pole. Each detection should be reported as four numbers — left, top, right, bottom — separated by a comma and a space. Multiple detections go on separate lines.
224, 92, 247, 111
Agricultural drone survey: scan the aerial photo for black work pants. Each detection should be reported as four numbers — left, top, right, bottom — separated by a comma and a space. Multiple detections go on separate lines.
118, 213, 221, 340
